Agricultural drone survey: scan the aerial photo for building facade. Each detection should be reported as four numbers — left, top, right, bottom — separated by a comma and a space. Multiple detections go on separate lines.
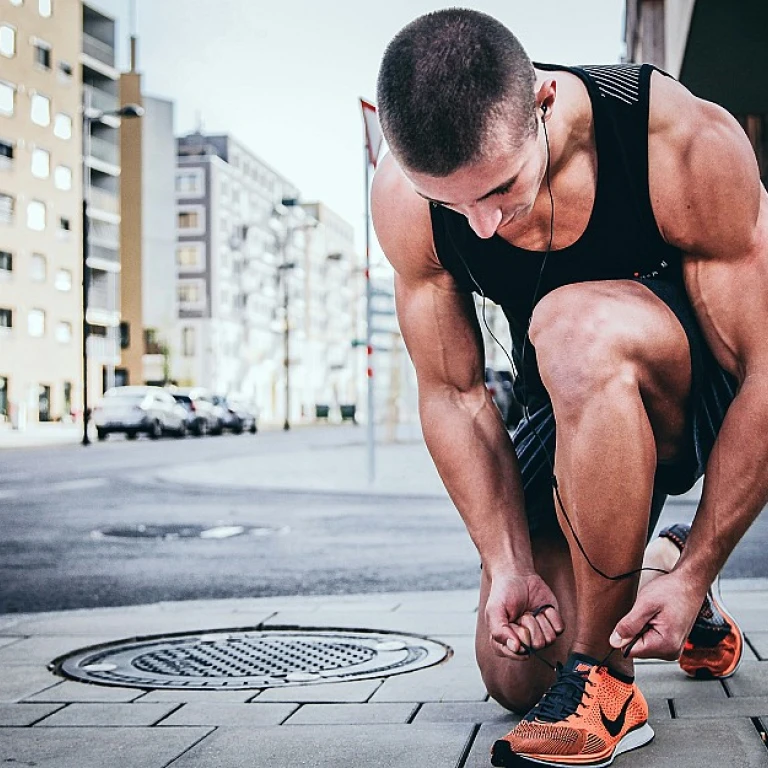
0, 0, 82, 425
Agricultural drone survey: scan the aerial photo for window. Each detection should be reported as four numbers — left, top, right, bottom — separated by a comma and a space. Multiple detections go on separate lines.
54, 165, 71, 190
0, 26, 15, 58
54, 268, 71, 291
30, 253, 46, 281
176, 244, 204, 269
27, 200, 46, 230
30, 93, 50, 126
176, 170, 203, 195
0, 308, 11, 328
31, 147, 50, 178
182, 327, 196, 357
9, 0, 23, 6
38, 0, 51, 18
178, 210, 200, 229
53, 112, 71, 139
57, 61, 72, 80
63, 381, 72, 414
178, 281, 204, 305
0, 250, 11, 272
55, 321, 71, 343
0, 82, 15, 117
0, 192, 13, 223
0, 376, 7, 419
59, 216, 70, 231
34, 41, 51, 69
28, 309, 45, 337
119, 321, 130, 349
0, 138, 13, 165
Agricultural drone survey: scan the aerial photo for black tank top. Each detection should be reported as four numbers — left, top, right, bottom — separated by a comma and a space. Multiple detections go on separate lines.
430, 63, 681, 404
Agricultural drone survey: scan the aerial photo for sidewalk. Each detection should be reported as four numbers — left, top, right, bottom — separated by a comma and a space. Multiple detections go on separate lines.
1, 585, 767, 767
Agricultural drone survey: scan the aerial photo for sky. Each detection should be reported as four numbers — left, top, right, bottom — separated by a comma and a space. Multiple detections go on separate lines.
91, 0, 626, 257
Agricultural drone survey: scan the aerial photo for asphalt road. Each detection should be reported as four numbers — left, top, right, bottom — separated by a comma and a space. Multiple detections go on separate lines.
0, 426, 766, 614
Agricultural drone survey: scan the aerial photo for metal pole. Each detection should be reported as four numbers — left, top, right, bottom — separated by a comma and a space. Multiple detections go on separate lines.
81, 107, 91, 446
282, 236, 291, 431
364, 147, 375, 482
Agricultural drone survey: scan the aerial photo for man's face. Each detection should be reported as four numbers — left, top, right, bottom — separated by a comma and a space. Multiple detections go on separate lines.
404, 125, 545, 240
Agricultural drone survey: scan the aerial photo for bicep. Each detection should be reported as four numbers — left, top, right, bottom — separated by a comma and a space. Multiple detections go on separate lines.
395, 272, 486, 394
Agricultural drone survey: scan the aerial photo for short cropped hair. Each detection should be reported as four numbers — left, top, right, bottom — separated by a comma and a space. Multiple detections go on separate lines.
377, 9, 537, 176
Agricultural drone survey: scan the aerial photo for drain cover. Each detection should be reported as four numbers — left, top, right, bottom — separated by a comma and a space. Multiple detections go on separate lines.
50, 627, 450, 690
91, 524, 281, 540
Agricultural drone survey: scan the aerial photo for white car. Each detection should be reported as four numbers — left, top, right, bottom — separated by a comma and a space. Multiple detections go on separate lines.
93, 386, 188, 441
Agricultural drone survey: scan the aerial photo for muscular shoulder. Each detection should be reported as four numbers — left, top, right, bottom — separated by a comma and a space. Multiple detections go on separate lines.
648, 71, 762, 257
371, 153, 446, 283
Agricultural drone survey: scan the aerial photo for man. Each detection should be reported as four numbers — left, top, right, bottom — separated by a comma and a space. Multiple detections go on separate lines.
371, 8, 764, 767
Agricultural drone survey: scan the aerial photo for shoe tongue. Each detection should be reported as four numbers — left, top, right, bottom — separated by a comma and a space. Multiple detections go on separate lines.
563, 652, 601, 675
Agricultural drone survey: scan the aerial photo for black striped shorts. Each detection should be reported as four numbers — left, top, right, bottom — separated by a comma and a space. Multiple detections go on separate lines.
512, 277, 738, 537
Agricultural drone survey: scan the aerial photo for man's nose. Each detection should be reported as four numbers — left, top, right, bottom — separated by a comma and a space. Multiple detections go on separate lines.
466, 206, 502, 239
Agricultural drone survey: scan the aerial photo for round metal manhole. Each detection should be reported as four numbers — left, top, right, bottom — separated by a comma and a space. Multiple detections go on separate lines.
50, 627, 451, 690
91, 524, 286, 541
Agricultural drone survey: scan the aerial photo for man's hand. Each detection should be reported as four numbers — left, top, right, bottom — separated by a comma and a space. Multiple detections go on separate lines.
486, 572, 564, 660
609, 571, 704, 660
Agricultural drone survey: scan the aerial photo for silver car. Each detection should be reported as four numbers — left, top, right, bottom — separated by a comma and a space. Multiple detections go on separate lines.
93, 386, 188, 441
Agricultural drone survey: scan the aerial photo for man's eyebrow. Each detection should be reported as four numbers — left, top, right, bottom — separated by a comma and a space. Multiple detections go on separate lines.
415, 175, 518, 207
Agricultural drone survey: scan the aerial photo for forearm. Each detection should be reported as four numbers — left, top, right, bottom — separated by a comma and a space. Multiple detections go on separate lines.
676, 375, 768, 589
419, 384, 534, 577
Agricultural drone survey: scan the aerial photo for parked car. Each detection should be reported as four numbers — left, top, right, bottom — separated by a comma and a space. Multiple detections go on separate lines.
93, 386, 188, 441
217, 395, 258, 434
485, 368, 521, 429
171, 388, 222, 436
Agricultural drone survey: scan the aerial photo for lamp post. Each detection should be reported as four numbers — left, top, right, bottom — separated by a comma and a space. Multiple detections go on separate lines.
81, 100, 144, 446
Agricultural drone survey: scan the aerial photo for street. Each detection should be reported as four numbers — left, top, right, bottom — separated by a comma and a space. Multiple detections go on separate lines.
1, 424, 767, 614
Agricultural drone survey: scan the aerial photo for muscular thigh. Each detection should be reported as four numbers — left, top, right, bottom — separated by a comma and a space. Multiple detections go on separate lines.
529, 280, 693, 462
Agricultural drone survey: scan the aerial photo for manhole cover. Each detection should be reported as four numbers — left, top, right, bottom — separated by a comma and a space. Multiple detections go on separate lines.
91, 524, 282, 540
50, 627, 450, 689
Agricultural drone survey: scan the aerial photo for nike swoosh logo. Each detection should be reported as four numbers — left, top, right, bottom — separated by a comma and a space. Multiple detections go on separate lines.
600, 691, 634, 738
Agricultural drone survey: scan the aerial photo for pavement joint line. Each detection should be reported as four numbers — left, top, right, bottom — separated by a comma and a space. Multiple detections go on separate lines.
160, 725, 217, 768
457, 722, 482, 768
28, 703, 68, 727
667, 698, 677, 719
745, 634, 764, 661
406, 702, 422, 724
152, 702, 185, 727
363, 679, 385, 703
749, 717, 768, 754
722, 679, 733, 698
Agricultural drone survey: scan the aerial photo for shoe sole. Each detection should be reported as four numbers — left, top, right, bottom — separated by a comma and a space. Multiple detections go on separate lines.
681, 590, 744, 680
491, 722, 655, 767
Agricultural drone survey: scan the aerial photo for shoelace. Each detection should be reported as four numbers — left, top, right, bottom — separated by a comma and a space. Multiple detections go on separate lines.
525, 663, 592, 723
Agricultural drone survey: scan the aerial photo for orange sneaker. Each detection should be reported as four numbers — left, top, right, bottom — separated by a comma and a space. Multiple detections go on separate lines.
658, 524, 744, 679
491, 653, 654, 767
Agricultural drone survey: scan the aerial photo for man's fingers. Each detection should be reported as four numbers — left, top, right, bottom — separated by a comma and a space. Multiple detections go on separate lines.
517, 613, 546, 650
610, 605, 660, 651
541, 605, 565, 635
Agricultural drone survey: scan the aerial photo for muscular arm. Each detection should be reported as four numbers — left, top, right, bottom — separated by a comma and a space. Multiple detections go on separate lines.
614, 74, 768, 656
371, 155, 563, 656
371, 154, 533, 576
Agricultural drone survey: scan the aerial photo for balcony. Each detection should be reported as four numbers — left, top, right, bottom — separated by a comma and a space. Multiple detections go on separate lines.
88, 186, 119, 216
88, 136, 119, 167
82, 33, 115, 67
84, 85, 118, 115
87, 243, 119, 266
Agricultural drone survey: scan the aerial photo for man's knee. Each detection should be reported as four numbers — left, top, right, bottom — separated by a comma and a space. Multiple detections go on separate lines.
478, 659, 548, 715
529, 285, 640, 412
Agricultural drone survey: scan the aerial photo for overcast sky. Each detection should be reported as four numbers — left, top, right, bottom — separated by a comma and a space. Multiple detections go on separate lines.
91, 0, 625, 255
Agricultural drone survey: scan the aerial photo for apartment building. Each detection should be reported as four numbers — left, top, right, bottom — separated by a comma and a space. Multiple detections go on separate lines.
81, 2, 122, 396
173, 132, 301, 421
0, 0, 81, 425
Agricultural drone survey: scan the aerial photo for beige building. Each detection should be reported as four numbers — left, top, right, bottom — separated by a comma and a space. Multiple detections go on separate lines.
625, 0, 767, 180
0, 0, 82, 425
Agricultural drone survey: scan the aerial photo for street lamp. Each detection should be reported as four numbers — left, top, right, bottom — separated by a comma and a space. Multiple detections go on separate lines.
81, 101, 144, 446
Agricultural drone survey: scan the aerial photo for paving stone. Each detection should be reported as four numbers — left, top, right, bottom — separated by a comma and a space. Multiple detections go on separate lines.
159, 702, 297, 726
171, 723, 475, 768
34, 702, 177, 726
634, 663, 727, 700
0, 635, 116, 667
395, 591, 480, 613
746, 631, 768, 659
725, 661, 768, 697
415, 700, 516, 724
136, 689, 254, 703
0, 703, 65, 726
371, 661, 487, 702
284, 702, 416, 725
262, 609, 476, 636
23, 680, 145, 703
674, 695, 768, 718
252, 678, 383, 703
0, 726, 213, 768
466, 718, 768, 768
0, 665, 62, 703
